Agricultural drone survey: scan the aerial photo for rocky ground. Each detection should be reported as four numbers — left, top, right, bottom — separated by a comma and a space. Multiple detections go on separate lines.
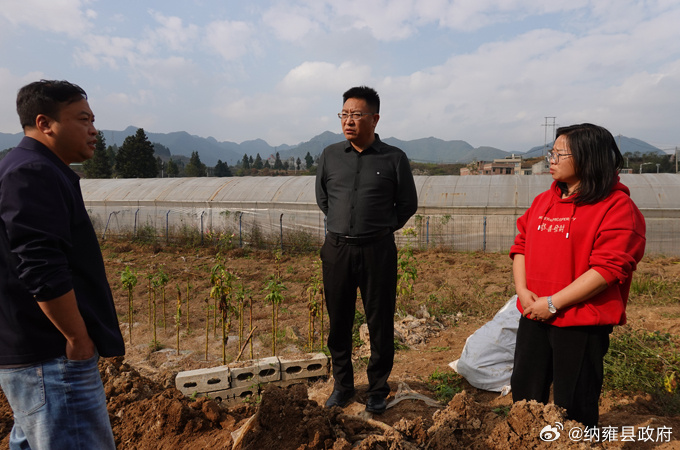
1, 244, 679, 449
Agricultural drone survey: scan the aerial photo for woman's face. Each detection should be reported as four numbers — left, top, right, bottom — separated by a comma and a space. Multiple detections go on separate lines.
549, 135, 580, 190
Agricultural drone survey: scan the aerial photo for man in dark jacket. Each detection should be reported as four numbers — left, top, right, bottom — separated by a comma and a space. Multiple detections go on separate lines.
0, 80, 125, 449
316, 86, 418, 414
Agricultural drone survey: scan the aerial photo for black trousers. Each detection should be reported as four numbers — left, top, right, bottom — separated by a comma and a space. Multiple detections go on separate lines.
511, 316, 612, 427
320, 233, 397, 398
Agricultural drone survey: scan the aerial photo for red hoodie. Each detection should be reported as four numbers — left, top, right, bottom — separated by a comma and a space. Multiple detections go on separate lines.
510, 179, 646, 327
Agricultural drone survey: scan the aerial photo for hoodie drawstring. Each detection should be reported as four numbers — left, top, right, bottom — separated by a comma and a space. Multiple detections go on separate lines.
537, 197, 576, 239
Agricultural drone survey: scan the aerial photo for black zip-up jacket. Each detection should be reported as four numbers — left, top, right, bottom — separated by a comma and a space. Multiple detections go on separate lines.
0, 137, 124, 364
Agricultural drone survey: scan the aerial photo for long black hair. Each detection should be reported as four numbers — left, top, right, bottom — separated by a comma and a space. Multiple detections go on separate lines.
555, 123, 623, 205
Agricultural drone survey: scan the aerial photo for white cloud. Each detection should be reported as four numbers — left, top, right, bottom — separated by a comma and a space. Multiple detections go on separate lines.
74, 35, 137, 70
204, 20, 257, 61
0, 0, 94, 36
327, 0, 420, 41
372, 14, 680, 150
262, 3, 325, 41
279, 61, 373, 93
146, 11, 200, 52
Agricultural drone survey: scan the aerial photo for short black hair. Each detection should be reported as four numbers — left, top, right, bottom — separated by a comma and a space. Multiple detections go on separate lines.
343, 86, 380, 113
555, 123, 623, 205
16, 80, 87, 130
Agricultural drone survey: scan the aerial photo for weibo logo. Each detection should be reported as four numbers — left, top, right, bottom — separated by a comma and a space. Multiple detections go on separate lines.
539, 422, 563, 442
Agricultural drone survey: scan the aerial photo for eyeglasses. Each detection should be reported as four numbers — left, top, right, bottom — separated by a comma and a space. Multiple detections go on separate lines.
338, 112, 375, 121
545, 150, 573, 164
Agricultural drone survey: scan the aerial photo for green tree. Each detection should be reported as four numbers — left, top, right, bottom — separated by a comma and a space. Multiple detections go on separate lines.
214, 159, 232, 177
184, 151, 207, 177
106, 144, 117, 168
83, 131, 112, 178
273, 152, 283, 169
241, 153, 250, 169
305, 152, 314, 170
166, 158, 179, 177
296, 157, 301, 171
253, 153, 263, 170
263, 159, 271, 169
156, 156, 165, 177
153, 142, 171, 158
115, 128, 158, 178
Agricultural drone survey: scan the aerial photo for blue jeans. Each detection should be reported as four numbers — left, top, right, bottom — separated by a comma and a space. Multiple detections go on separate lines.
0, 353, 115, 450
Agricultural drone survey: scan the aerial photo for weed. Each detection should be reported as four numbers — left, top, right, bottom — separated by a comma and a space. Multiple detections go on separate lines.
427, 346, 451, 353
394, 338, 409, 351
603, 327, 680, 416
134, 224, 158, 245
427, 369, 463, 403
629, 272, 679, 305
397, 228, 418, 308
283, 228, 319, 253
206, 228, 237, 252
148, 339, 163, 352
242, 391, 263, 405
248, 223, 266, 249
176, 224, 202, 246
492, 405, 511, 417
352, 310, 366, 348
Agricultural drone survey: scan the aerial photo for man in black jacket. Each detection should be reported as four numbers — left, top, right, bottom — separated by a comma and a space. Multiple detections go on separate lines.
0, 80, 125, 449
316, 86, 418, 414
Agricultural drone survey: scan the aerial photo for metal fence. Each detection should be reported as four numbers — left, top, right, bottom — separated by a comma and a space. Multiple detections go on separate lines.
88, 204, 679, 256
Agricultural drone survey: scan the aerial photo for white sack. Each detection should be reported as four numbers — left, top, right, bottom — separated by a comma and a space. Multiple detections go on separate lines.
449, 295, 521, 393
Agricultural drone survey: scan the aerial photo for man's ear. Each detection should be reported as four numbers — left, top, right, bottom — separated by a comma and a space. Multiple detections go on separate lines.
35, 114, 55, 135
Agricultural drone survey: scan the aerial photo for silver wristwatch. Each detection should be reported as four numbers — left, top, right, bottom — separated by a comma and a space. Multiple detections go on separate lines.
547, 296, 557, 314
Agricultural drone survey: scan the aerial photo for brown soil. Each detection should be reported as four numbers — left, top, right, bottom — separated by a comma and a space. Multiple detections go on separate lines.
1, 245, 679, 449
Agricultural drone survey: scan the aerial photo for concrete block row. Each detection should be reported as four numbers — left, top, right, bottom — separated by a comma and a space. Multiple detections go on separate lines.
175, 353, 329, 398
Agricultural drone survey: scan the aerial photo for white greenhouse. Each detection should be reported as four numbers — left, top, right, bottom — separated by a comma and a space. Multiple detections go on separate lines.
81, 174, 680, 256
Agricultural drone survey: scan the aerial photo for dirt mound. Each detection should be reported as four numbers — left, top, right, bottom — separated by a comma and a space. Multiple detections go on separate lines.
228, 384, 592, 449
0, 340, 671, 449
101, 357, 254, 449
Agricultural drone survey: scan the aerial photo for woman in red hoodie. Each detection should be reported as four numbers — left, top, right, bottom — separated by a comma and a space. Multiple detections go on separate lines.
510, 123, 646, 427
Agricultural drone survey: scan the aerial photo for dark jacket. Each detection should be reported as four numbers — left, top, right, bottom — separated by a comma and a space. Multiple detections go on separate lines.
0, 137, 124, 364
315, 134, 418, 236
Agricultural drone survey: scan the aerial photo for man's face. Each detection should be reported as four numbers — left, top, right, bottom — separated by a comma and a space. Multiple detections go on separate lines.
47, 98, 97, 165
341, 98, 379, 150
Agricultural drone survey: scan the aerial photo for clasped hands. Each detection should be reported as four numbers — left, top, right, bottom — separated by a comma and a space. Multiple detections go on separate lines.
518, 290, 555, 322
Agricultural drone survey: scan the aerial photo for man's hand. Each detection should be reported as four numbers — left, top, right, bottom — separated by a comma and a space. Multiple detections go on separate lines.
65, 335, 96, 360
37, 289, 95, 360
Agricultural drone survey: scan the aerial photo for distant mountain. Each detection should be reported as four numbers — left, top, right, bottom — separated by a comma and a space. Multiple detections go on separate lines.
523, 135, 665, 159
383, 137, 507, 163
277, 131, 344, 161
278, 133, 509, 163
0, 131, 22, 152
0, 128, 665, 166
102, 127, 243, 166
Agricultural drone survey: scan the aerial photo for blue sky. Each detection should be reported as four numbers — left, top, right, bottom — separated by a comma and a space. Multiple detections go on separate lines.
1, 0, 679, 153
